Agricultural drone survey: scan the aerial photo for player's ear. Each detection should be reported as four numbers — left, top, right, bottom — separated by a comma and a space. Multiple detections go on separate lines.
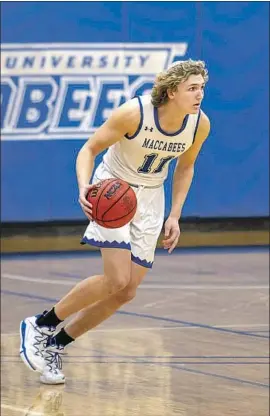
167, 89, 175, 100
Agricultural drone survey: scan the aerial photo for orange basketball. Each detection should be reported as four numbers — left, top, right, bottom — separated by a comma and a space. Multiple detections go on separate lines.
86, 178, 137, 228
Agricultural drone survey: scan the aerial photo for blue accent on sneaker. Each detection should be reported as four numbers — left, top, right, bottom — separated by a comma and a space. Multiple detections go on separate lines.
20, 320, 36, 371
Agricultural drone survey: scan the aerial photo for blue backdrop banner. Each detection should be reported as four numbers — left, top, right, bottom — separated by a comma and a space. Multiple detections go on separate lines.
1, 2, 269, 221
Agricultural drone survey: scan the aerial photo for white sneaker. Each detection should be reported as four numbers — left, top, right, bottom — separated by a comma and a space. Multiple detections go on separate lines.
40, 340, 66, 385
20, 314, 56, 373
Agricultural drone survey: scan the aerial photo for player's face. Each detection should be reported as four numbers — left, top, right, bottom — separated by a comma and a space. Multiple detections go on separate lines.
169, 74, 205, 114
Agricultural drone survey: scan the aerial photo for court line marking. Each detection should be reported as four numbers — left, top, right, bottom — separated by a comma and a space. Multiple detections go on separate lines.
164, 362, 269, 388
117, 310, 270, 339
2, 359, 269, 390
76, 347, 270, 389
2, 273, 75, 286
6, 340, 269, 390
1, 289, 268, 339
1, 358, 269, 366
58, 322, 270, 332
2, 360, 268, 389
250, 330, 269, 333
2, 353, 269, 359
2, 273, 269, 290
1, 322, 269, 337
1, 404, 42, 415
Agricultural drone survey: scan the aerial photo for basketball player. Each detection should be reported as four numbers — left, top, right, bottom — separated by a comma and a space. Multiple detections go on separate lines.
20, 60, 210, 384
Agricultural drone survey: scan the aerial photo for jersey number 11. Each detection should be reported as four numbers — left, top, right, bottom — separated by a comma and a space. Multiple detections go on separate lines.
137, 153, 174, 174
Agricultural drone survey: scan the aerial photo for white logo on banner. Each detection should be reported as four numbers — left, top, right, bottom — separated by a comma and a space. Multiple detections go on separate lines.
1, 43, 188, 140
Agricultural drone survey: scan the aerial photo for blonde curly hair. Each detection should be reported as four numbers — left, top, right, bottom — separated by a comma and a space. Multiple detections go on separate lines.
151, 59, 209, 107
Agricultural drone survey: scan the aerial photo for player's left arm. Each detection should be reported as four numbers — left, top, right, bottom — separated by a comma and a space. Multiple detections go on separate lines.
163, 111, 211, 253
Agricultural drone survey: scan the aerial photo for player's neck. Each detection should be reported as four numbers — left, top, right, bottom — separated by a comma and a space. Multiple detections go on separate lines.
157, 102, 187, 133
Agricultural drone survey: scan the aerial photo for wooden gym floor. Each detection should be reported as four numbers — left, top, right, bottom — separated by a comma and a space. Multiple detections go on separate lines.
1, 247, 269, 415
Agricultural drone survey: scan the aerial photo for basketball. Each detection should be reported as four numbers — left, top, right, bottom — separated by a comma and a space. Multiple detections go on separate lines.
86, 178, 137, 228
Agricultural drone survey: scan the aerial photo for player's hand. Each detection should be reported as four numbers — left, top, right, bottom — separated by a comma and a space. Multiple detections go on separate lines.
162, 216, 181, 254
78, 184, 95, 220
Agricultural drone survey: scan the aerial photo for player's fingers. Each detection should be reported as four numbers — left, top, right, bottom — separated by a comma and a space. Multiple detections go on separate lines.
84, 209, 93, 220
84, 184, 96, 195
79, 200, 92, 217
168, 238, 179, 254
163, 230, 178, 246
163, 242, 173, 250
164, 224, 171, 238
85, 183, 96, 189
162, 227, 173, 243
164, 230, 180, 250
79, 196, 92, 209
162, 233, 174, 244
84, 208, 92, 216
79, 201, 92, 219
83, 204, 92, 215
163, 239, 173, 248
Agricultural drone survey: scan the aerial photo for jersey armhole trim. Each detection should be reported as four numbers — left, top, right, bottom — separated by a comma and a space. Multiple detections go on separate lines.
124, 96, 143, 140
192, 110, 201, 143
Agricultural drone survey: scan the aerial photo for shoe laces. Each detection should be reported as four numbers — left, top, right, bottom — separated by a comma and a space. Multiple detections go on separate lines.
44, 345, 66, 374
30, 321, 54, 358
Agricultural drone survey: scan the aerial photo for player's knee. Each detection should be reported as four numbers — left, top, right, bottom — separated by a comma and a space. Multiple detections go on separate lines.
104, 271, 131, 294
115, 286, 137, 304
113, 274, 131, 293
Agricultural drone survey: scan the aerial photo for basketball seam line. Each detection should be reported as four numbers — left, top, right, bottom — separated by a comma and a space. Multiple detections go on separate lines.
99, 185, 135, 223
101, 184, 130, 220
96, 179, 118, 222
100, 204, 137, 223
91, 179, 118, 225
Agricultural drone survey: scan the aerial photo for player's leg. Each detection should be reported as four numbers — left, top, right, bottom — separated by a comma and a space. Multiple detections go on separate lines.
40, 186, 163, 385
62, 261, 148, 339
40, 261, 149, 384
20, 247, 131, 374
19, 161, 130, 372
54, 247, 131, 320
63, 184, 165, 339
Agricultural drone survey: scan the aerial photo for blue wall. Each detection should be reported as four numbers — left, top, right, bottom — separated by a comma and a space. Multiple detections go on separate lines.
1, 2, 269, 221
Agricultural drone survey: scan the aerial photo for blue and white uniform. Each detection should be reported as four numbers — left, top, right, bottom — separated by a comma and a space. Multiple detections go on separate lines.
82, 95, 201, 268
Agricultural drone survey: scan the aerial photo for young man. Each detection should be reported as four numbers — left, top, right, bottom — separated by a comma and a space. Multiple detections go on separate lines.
20, 59, 210, 384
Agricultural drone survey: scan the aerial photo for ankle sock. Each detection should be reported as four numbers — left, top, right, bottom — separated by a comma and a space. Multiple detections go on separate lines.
36, 308, 63, 328
50, 328, 74, 347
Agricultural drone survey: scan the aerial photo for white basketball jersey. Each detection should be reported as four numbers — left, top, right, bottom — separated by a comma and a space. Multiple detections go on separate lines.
103, 95, 201, 187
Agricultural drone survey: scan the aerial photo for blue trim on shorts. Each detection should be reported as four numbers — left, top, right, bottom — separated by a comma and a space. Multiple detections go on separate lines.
131, 254, 153, 269
81, 237, 131, 250
124, 96, 143, 140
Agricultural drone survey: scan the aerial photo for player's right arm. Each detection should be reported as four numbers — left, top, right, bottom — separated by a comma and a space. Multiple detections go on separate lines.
76, 99, 140, 219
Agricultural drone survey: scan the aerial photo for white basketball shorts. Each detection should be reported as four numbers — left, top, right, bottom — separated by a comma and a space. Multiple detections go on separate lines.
81, 162, 165, 268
